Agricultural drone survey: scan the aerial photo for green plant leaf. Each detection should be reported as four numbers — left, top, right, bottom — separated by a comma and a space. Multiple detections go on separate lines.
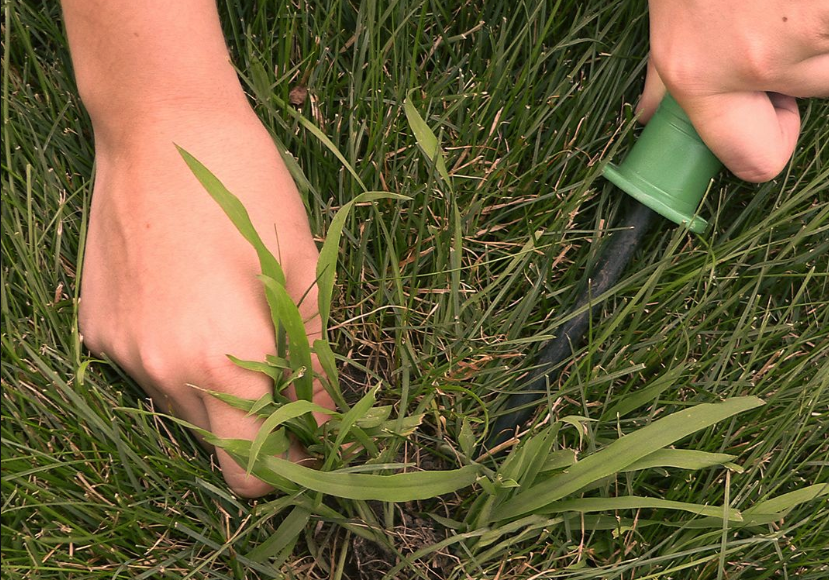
247, 453, 479, 501
271, 94, 368, 192
194, 388, 264, 414
227, 355, 282, 382
538, 449, 578, 474
622, 449, 737, 472
246, 505, 311, 563
247, 400, 336, 475
602, 363, 690, 420
745, 483, 829, 516
322, 385, 380, 470
163, 415, 478, 501
543, 495, 742, 521
459, 417, 475, 457
312, 339, 347, 408
404, 90, 452, 186
259, 275, 315, 402
492, 397, 764, 521
499, 424, 560, 486
176, 146, 285, 287
316, 191, 409, 338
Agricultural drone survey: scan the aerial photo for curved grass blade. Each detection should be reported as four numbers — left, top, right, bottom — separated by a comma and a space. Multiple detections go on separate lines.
271, 94, 367, 192
246, 505, 311, 563
543, 495, 743, 521
322, 385, 380, 470
247, 400, 336, 475
176, 146, 285, 287
621, 449, 737, 473
227, 355, 282, 382
404, 89, 451, 186
259, 275, 314, 402
247, 452, 480, 501
492, 397, 764, 521
316, 191, 409, 338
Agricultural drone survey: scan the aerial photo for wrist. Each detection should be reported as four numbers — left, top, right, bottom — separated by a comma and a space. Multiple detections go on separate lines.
83, 82, 253, 148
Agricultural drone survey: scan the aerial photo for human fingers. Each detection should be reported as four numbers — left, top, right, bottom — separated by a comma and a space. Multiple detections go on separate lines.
681, 91, 800, 182
636, 58, 667, 124
775, 54, 829, 98
201, 365, 295, 499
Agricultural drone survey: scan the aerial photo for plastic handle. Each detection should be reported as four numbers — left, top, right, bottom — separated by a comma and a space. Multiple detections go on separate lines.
602, 94, 722, 234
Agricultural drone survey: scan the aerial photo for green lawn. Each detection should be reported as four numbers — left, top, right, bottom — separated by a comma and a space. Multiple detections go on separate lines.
2, 1, 827, 579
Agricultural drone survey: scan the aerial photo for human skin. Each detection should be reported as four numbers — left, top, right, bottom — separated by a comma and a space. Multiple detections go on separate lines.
63, 0, 333, 498
639, 0, 829, 182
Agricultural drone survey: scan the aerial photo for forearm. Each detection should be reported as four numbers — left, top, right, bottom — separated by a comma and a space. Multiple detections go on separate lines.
62, 0, 249, 137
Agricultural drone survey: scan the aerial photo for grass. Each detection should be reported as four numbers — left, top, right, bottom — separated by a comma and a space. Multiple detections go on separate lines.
2, 0, 828, 578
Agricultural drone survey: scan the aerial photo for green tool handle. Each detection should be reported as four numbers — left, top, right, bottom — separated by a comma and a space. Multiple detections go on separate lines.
603, 94, 723, 234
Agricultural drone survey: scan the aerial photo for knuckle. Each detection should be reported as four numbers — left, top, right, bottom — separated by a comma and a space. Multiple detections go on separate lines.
136, 339, 179, 388
737, 42, 777, 85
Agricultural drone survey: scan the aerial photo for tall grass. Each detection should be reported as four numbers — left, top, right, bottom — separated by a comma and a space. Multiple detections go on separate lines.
3, 1, 827, 578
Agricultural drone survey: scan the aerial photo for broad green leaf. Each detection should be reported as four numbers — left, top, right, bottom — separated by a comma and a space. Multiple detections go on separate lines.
404, 90, 452, 186
227, 355, 282, 382
544, 495, 742, 521
265, 354, 291, 369
358, 413, 424, 438
247, 400, 335, 474
248, 392, 276, 417
650, 484, 829, 529
247, 448, 480, 501
538, 449, 578, 474
622, 449, 736, 472
745, 483, 829, 515
177, 147, 285, 287
492, 397, 764, 520
499, 424, 560, 485
741, 483, 829, 525
559, 415, 596, 446
247, 505, 311, 563
354, 405, 393, 429
259, 275, 314, 402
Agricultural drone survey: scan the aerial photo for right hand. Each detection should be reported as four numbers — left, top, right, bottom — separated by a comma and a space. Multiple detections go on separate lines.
639, 0, 829, 182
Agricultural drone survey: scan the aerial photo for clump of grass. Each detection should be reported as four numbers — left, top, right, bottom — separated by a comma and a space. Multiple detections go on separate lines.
3, 0, 828, 579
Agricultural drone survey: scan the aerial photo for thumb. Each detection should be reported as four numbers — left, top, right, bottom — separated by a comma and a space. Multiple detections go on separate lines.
681, 91, 800, 183
636, 58, 666, 124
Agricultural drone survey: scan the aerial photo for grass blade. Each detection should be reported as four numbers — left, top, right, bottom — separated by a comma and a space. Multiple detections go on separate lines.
176, 146, 285, 286
316, 191, 408, 338
259, 275, 315, 402
544, 495, 743, 521
492, 397, 764, 520
404, 89, 452, 187
246, 400, 336, 475
621, 449, 737, 472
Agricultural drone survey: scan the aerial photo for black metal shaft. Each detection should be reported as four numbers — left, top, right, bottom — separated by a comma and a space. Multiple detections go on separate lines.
486, 199, 658, 450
